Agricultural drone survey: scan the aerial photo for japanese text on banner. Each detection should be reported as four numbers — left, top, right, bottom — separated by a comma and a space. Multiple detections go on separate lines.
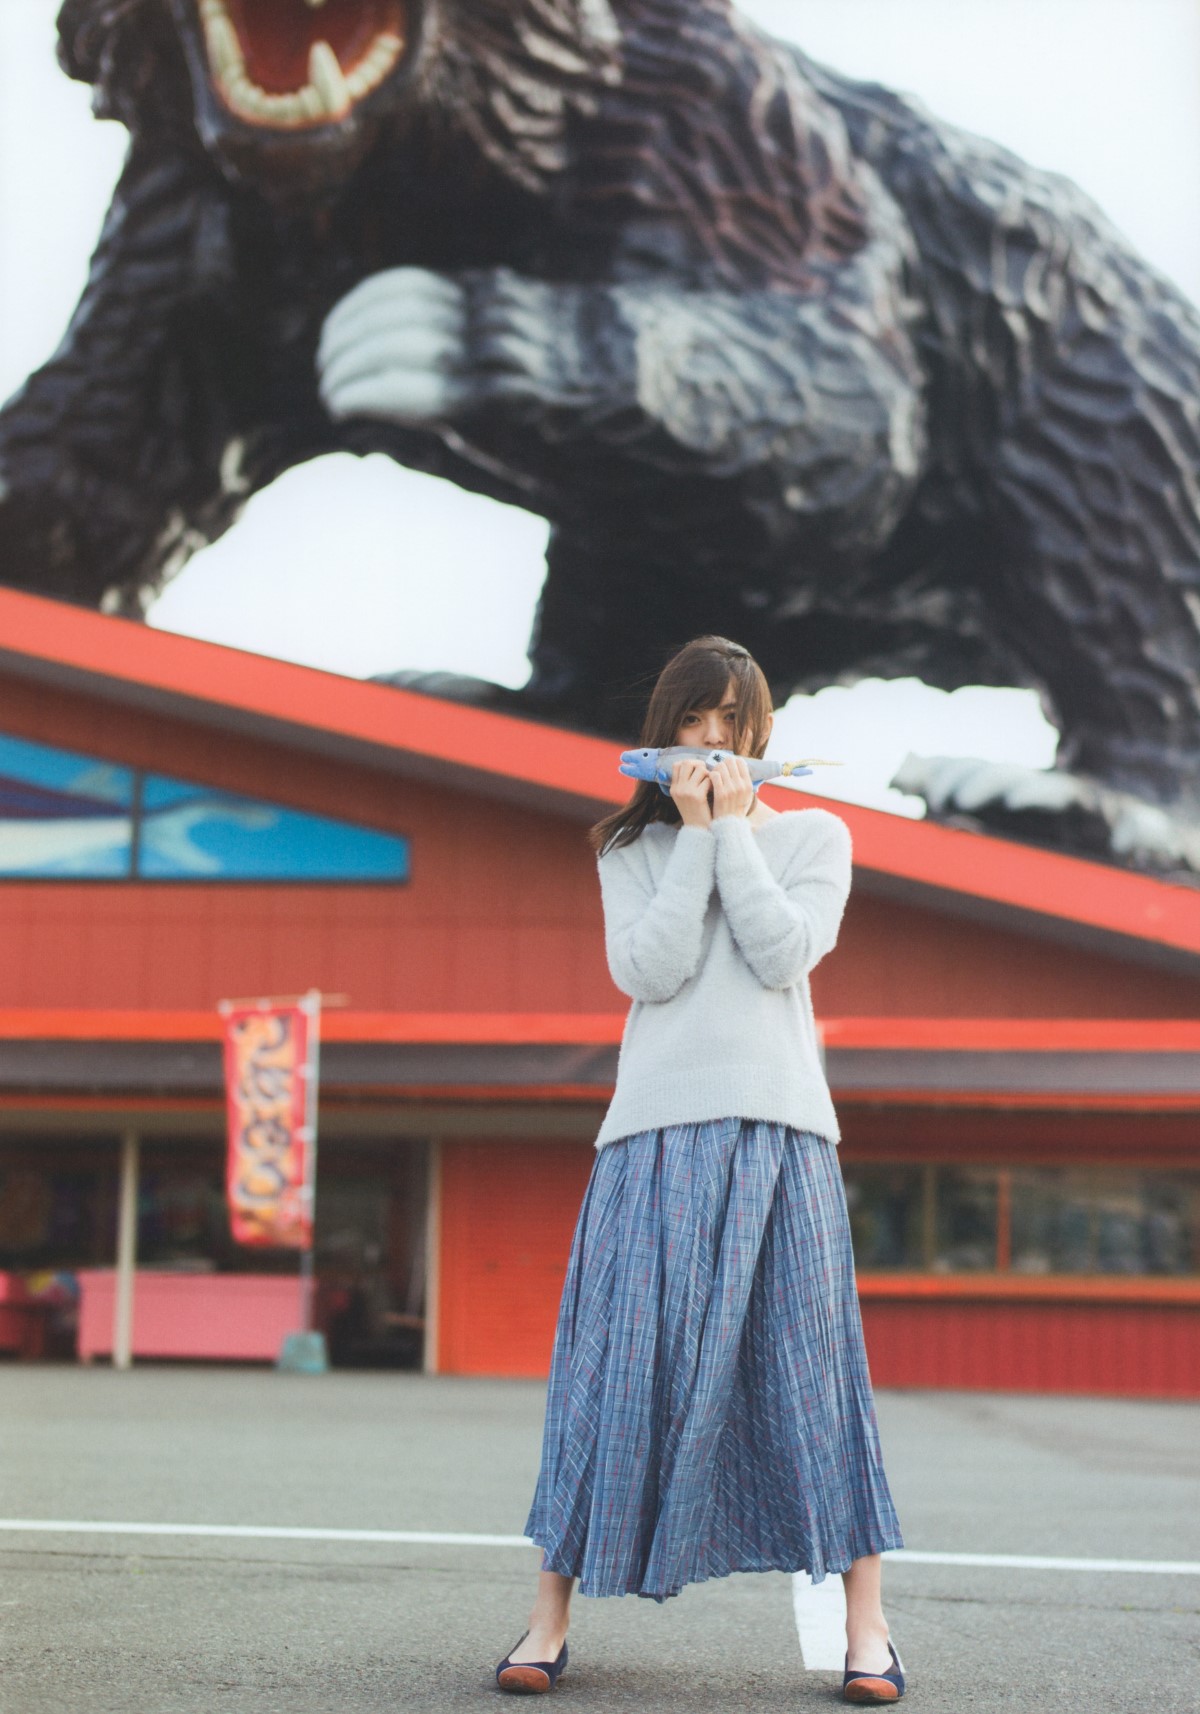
221, 995, 320, 1250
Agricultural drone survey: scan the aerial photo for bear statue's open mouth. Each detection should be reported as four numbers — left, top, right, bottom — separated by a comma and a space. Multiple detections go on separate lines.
198, 0, 411, 130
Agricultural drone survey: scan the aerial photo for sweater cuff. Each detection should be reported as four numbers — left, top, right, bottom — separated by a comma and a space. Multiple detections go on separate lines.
711, 813, 778, 889
710, 814, 759, 860
663, 822, 716, 894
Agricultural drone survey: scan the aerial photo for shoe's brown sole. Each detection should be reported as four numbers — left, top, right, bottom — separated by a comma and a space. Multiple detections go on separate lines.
843, 1678, 901, 1704
496, 1664, 557, 1693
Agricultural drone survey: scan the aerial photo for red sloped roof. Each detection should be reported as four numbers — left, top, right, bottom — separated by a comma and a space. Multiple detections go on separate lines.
0, 586, 1197, 966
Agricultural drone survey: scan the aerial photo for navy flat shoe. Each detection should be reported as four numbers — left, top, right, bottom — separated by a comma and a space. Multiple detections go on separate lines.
843, 1640, 905, 1703
495, 1633, 569, 1694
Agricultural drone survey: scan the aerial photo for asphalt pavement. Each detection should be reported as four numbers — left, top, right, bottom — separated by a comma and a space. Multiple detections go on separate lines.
0, 1368, 1197, 1714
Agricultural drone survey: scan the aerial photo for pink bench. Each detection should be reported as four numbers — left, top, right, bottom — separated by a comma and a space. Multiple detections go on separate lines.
76, 1270, 304, 1362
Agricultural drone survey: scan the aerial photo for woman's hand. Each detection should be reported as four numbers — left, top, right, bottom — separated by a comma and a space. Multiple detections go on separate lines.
669, 758, 713, 828
709, 756, 755, 819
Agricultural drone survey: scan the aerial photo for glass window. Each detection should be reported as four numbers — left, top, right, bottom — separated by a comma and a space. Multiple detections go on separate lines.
0, 1159, 112, 1267
845, 1162, 1200, 1277
136, 1167, 227, 1268
1011, 1168, 1199, 1276
0, 731, 409, 881
843, 1166, 927, 1268
934, 1167, 999, 1272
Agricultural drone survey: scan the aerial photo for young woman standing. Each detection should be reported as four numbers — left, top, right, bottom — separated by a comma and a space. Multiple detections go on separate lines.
495, 636, 905, 1702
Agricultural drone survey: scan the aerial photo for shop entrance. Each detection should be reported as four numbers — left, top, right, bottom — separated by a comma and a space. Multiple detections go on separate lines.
0, 1131, 431, 1368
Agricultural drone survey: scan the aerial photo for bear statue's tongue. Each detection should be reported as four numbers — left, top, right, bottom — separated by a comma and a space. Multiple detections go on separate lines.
200, 0, 409, 128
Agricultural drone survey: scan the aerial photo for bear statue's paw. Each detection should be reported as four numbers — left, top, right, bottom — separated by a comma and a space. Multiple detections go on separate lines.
318, 267, 598, 430
891, 754, 1200, 878
318, 268, 472, 426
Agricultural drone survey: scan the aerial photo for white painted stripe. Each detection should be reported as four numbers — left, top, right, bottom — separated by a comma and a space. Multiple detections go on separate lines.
791, 1570, 847, 1669
0, 1520, 530, 1547
887, 1548, 1200, 1575
0, 1521, 1196, 1576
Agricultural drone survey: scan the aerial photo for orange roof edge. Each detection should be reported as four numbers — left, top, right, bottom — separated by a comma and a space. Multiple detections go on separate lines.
0, 1009, 1198, 1051
0, 586, 619, 807
1, 586, 1198, 956
0, 1008, 628, 1044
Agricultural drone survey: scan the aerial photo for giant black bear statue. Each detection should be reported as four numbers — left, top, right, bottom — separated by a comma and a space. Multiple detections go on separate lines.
2, 0, 1199, 874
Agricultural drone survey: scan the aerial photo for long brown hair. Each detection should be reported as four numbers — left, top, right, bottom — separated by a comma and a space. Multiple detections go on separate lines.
590, 636, 774, 856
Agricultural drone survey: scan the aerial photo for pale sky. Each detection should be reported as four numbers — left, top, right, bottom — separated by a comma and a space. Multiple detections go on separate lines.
4, 0, 1198, 811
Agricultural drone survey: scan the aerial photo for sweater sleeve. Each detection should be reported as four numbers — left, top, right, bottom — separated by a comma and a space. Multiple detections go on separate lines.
598, 826, 716, 1002
711, 811, 851, 989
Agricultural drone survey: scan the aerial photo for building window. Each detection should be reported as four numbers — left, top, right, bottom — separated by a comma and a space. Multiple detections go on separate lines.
0, 732, 409, 881
1009, 1168, 1194, 1276
843, 1166, 926, 1269
843, 1164, 1200, 1276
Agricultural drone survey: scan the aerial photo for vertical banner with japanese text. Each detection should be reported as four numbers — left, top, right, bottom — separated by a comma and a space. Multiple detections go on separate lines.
221, 992, 321, 1250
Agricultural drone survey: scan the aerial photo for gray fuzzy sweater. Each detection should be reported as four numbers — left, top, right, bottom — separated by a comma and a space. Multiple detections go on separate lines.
594, 809, 852, 1151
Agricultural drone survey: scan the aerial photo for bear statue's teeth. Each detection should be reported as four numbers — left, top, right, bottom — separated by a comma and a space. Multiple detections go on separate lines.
308, 40, 352, 118
346, 34, 405, 99
205, 13, 241, 81
200, 0, 406, 130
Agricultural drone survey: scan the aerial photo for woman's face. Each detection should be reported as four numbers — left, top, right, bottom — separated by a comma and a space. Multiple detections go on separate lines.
674, 678, 740, 750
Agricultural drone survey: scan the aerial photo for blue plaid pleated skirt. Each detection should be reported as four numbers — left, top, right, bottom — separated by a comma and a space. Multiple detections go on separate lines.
524, 1119, 903, 1601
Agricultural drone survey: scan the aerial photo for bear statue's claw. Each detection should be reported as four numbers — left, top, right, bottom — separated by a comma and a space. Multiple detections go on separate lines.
370, 667, 588, 726
371, 654, 620, 730
892, 754, 1200, 880
371, 668, 515, 706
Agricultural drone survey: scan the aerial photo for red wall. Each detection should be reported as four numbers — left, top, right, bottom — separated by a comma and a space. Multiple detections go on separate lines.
861, 1299, 1200, 1399
840, 1106, 1200, 1166
2, 823, 1198, 1018
6, 667, 1199, 1397
825, 893, 1200, 1017
0, 808, 611, 1014
2, 667, 1198, 1018
434, 1135, 1200, 1397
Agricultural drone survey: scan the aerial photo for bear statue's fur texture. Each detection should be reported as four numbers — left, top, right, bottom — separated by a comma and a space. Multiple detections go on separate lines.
2, 0, 1200, 873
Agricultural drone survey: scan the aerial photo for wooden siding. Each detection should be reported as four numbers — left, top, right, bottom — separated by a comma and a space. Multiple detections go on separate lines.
432, 1134, 1200, 1397
2, 834, 1199, 1019
860, 1298, 1200, 1398
2, 659, 1199, 1020
824, 893, 1200, 1017
839, 1106, 1200, 1165
0, 800, 611, 1015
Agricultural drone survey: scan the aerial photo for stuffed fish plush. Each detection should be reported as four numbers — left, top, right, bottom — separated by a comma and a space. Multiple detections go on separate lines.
619, 747, 839, 795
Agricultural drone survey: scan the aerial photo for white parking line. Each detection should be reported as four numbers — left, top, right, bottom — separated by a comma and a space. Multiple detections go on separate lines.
0, 1520, 528, 1546
888, 1548, 1200, 1575
791, 1546, 1200, 1674
0, 1520, 1197, 1577
791, 1570, 848, 1670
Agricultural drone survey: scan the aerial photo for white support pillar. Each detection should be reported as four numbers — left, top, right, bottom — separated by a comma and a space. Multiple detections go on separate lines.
113, 1128, 140, 1370
423, 1138, 442, 1376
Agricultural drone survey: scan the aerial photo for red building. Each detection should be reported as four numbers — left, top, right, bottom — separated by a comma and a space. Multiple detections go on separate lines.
0, 587, 1198, 1395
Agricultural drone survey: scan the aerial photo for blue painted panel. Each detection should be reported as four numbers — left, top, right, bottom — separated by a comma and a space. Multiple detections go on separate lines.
0, 735, 134, 876
0, 731, 410, 882
138, 775, 410, 880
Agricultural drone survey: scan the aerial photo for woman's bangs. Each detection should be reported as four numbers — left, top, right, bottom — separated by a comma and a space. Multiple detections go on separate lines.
688, 655, 738, 715
729, 662, 771, 757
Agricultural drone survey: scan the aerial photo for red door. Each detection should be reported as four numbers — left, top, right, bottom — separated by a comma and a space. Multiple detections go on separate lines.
437, 1139, 594, 1376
